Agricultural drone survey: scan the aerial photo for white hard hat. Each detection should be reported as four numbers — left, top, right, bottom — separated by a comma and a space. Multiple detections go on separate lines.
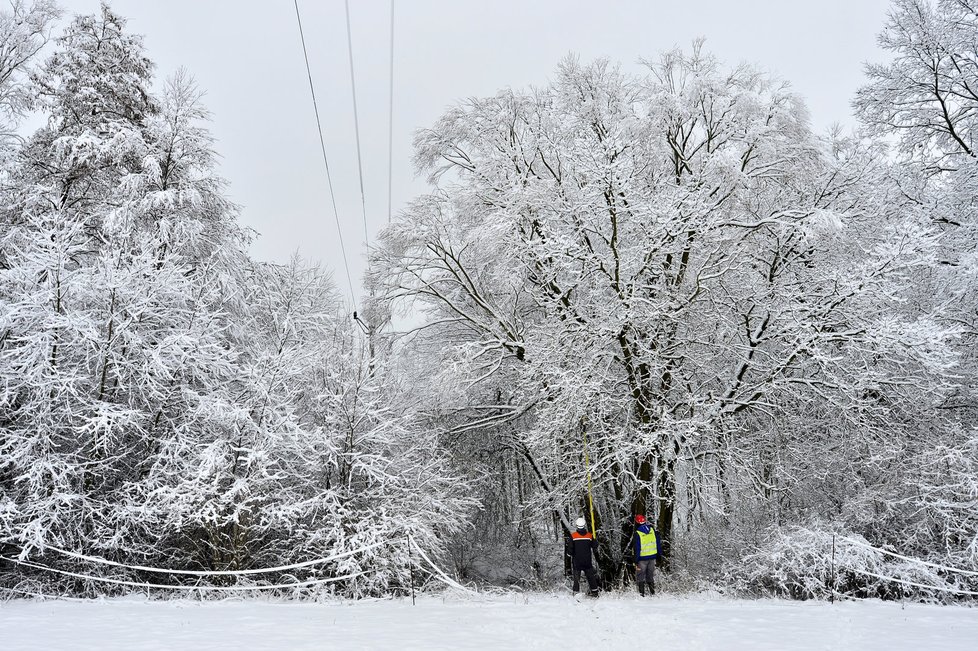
575, 517, 587, 529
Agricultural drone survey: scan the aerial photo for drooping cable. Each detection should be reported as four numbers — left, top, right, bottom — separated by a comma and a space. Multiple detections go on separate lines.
344, 0, 369, 244
41, 540, 385, 577
293, 0, 357, 309
847, 566, 978, 597
2, 555, 367, 592
407, 534, 474, 593
842, 537, 978, 577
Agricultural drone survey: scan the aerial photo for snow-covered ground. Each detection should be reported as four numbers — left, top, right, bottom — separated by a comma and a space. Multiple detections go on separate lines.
2, 592, 976, 650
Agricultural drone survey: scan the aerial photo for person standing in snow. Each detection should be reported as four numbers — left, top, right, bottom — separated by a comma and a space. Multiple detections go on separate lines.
566, 517, 600, 597
631, 514, 658, 596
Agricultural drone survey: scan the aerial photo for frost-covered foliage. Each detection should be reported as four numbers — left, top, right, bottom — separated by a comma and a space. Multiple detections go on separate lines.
369, 13, 976, 599
0, 4, 473, 599
0, 1, 59, 141
855, 0, 977, 411
726, 526, 977, 603
1, 0, 976, 604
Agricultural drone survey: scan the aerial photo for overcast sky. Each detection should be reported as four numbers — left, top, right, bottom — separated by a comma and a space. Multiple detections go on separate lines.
59, 0, 894, 307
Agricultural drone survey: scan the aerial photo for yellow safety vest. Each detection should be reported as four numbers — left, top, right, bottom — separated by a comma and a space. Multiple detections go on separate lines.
638, 529, 657, 557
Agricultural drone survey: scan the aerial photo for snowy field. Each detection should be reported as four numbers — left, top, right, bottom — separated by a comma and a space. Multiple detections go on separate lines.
2, 593, 977, 650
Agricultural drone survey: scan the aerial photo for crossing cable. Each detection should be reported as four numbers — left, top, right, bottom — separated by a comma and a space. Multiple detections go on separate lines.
407, 534, 474, 593
841, 537, 978, 577
1, 555, 368, 592
387, 0, 395, 224
344, 0, 369, 244
38, 540, 385, 577
293, 0, 357, 309
846, 566, 978, 597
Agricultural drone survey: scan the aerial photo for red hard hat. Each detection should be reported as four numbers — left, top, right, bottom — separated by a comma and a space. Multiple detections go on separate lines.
635, 515, 646, 524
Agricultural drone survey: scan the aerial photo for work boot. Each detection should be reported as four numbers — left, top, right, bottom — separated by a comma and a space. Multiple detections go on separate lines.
638, 582, 646, 597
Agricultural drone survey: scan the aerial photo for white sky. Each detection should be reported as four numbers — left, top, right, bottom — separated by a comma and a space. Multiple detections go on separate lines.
58, 0, 894, 307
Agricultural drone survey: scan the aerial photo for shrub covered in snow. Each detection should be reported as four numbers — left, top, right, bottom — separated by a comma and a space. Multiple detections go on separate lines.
725, 526, 977, 603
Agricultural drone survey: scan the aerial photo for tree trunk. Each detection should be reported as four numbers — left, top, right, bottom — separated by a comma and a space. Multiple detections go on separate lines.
656, 455, 676, 569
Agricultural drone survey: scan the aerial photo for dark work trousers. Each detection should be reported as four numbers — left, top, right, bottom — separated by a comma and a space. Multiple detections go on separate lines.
635, 560, 656, 595
573, 566, 599, 595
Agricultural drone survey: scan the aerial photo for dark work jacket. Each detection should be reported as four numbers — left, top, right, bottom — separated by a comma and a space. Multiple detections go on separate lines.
566, 529, 596, 570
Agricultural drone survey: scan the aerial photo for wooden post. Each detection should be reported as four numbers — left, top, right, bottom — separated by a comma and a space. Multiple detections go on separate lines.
407, 533, 416, 605
830, 533, 836, 604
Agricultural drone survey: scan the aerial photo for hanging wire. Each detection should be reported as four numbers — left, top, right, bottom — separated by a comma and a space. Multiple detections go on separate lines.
387, 0, 395, 224
2, 555, 368, 592
841, 537, 978, 577
40, 540, 386, 577
344, 0, 370, 244
847, 567, 978, 597
293, 0, 357, 309
408, 534, 475, 593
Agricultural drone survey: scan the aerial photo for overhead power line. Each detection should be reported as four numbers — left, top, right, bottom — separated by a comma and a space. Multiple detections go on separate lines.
293, 0, 357, 309
344, 0, 369, 245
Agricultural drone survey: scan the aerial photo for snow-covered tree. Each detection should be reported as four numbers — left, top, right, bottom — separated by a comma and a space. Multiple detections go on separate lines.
3, 0, 973, 602
0, 4, 249, 571
0, 0, 59, 143
369, 48, 959, 585
855, 0, 976, 414
841, 0, 978, 585
1, 5, 475, 598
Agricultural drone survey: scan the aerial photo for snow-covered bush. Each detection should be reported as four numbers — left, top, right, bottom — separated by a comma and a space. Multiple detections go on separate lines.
725, 526, 977, 603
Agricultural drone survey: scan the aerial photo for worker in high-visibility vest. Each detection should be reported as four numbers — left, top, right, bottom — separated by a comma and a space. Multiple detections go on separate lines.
632, 514, 658, 596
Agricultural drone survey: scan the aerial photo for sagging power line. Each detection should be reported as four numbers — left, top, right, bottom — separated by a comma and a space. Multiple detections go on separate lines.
292, 0, 358, 310
292, 0, 397, 317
